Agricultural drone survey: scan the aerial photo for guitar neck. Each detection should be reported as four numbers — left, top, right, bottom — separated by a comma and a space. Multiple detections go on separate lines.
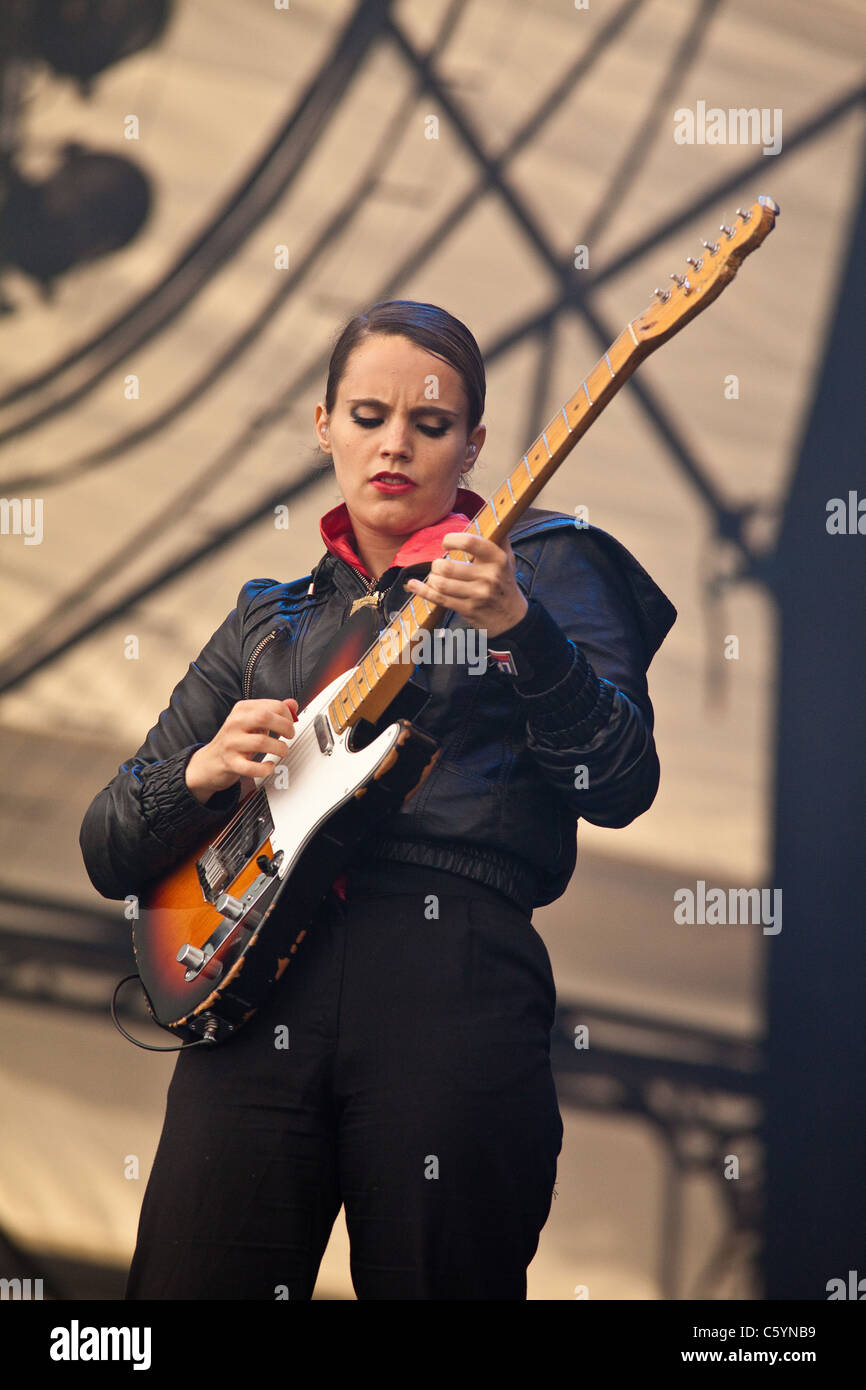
462, 322, 647, 543
321, 195, 780, 732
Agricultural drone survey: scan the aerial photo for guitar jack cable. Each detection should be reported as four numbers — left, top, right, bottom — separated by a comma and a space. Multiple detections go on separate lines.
110, 974, 218, 1051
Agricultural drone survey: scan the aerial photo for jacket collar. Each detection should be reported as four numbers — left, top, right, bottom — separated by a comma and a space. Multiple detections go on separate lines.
314, 491, 676, 663
319, 487, 487, 580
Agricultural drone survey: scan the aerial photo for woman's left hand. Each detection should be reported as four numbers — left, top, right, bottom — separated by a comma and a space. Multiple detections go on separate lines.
404, 532, 528, 639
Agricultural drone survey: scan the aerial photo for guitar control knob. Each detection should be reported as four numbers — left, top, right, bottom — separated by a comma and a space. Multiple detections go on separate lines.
177, 943, 206, 970
216, 893, 246, 922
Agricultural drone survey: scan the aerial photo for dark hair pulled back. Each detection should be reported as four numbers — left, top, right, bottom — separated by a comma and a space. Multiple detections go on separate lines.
324, 301, 486, 454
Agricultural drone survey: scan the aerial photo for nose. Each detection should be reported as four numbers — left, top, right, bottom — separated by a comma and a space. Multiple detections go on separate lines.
379, 415, 412, 459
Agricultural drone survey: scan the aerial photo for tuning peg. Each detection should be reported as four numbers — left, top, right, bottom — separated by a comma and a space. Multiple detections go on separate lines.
669, 273, 692, 295
701, 239, 720, 255
758, 194, 780, 214
719, 224, 736, 239
653, 286, 671, 302
735, 207, 752, 222
685, 255, 703, 270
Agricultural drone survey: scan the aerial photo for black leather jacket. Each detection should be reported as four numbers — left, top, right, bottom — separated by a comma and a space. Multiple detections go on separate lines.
79, 506, 676, 917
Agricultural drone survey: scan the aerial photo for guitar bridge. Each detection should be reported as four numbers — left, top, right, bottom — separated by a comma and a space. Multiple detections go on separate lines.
195, 802, 273, 903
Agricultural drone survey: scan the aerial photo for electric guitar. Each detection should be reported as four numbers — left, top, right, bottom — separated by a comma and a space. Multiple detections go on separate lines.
133, 195, 779, 1044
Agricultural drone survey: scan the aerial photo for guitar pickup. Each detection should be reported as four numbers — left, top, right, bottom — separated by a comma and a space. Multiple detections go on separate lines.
314, 712, 334, 755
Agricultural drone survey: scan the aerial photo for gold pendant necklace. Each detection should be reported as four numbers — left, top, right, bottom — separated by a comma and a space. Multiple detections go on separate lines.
348, 574, 381, 617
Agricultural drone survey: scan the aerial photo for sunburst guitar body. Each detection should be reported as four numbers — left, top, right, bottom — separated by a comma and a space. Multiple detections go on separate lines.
135, 614, 441, 1044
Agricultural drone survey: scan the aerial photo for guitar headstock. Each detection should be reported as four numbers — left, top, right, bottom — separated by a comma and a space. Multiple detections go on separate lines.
633, 194, 779, 345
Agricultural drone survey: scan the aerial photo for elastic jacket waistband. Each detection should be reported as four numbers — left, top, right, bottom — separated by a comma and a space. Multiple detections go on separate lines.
358, 834, 538, 917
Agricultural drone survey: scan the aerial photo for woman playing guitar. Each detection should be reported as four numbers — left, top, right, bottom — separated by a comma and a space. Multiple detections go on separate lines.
80, 299, 675, 1300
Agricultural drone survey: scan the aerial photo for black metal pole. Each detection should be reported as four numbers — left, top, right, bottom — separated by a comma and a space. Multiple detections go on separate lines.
764, 135, 866, 1300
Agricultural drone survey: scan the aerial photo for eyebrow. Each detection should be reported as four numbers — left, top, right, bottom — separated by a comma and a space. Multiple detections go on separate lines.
347, 398, 459, 418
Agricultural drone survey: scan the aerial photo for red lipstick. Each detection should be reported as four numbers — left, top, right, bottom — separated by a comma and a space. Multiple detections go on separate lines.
370, 473, 416, 494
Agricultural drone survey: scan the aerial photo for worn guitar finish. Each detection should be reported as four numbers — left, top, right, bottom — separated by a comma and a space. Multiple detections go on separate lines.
133, 196, 779, 1045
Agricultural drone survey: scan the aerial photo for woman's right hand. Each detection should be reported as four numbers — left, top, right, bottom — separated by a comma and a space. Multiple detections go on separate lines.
185, 698, 299, 804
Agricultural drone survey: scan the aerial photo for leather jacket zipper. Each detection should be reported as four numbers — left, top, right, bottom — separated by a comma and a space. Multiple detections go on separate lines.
243, 629, 278, 701
242, 569, 386, 704
243, 598, 322, 703
288, 602, 315, 696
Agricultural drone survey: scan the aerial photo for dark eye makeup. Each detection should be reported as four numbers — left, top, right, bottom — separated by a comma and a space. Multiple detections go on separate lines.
351, 410, 449, 438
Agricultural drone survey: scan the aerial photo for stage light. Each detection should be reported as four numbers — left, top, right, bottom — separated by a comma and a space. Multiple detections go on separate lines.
0, 143, 151, 294
32, 0, 173, 89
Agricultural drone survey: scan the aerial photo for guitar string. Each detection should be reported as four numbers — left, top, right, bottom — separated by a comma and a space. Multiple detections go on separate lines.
213, 725, 316, 854
208, 717, 330, 863
209, 606, 433, 862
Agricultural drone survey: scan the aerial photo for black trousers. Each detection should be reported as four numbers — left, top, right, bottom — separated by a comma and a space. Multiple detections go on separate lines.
125, 862, 563, 1300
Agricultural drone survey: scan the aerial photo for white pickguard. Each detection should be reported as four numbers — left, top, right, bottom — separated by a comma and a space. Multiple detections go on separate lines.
253, 667, 404, 879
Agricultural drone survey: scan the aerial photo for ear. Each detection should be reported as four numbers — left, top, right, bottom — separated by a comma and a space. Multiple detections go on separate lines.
314, 403, 331, 453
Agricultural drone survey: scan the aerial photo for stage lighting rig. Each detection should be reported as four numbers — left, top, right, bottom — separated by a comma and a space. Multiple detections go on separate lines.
0, 0, 173, 309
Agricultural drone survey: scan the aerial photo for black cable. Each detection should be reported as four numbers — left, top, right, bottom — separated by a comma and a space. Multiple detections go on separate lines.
110, 973, 214, 1051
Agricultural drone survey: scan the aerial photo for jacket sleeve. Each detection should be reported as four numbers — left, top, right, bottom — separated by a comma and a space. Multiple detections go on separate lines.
79, 579, 267, 901
492, 527, 664, 828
